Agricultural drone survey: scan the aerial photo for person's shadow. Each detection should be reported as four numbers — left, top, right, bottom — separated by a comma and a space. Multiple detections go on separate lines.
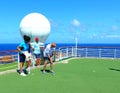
41, 69, 51, 73
17, 69, 28, 74
109, 68, 120, 72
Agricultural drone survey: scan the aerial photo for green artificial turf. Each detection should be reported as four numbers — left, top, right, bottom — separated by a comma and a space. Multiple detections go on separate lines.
0, 62, 18, 72
0, 58, 120, 93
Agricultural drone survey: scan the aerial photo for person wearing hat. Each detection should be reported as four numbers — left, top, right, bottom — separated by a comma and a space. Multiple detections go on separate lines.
43, 42, 56, 75
32, 37, 42, 66
17, 35, 32, 76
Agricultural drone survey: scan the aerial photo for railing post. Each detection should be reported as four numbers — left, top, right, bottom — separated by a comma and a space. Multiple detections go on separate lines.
99, 48, 101, 58
72, 47, 74, 57
59, 48, 62, 60
86, 48, 87, 58
66, 48, 68, 58
18, 53, 20, 70
114, 48, 116, 58
76, 46, 77, 57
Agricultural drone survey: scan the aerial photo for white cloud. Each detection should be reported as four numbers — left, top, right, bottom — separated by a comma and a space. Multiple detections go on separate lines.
71, 19, 80, 27
106, 35, 120, 38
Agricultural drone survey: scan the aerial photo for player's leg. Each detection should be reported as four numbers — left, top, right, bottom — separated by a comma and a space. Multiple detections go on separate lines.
49, 57, 55, 75
26, 59, 31, 74
49, 57, 53, 71
19, 54, 26, 76
43, 57, 48, 74
35, 54, 41, 66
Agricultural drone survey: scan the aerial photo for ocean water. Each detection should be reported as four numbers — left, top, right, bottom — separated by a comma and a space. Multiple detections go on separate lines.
0, 43, 120, 58
0, 44, 18, 51
0, 43, 120, 51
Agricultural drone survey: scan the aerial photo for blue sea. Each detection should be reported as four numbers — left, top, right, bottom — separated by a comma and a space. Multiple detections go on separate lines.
0, 43, 120, 51
0, 43, 120, 59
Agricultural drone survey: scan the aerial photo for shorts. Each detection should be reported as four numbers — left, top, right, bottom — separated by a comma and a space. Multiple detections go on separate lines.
34, 54, 41, 58
44, 57, 50, 62
19, 54, 26, 62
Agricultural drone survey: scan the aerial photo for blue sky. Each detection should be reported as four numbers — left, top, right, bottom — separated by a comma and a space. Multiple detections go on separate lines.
0, 0, 120, 44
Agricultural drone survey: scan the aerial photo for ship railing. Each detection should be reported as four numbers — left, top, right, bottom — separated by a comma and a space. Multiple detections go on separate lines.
0, 46, 120, 65
54, 46, 120, 61
0, 50, 18, 64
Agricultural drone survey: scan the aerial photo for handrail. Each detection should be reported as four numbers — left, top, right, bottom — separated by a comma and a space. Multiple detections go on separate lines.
0, 46, 120, 64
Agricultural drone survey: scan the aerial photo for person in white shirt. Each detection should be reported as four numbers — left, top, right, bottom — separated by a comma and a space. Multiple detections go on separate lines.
43, 42, 56, 75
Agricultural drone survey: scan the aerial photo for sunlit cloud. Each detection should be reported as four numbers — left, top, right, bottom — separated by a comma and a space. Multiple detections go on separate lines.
106, 35, 120, 38
71, 19, 80, 27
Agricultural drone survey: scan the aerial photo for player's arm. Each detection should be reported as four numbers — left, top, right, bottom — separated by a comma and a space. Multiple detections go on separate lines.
17, 46, 21, 52
29, 43, 34, 51
47, 53, 53, 63
47, 53, 51, 59
17, 42, 24, 52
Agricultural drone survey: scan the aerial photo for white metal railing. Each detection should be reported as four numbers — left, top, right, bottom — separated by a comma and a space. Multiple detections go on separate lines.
55, 47, 120, 60
0, 47, 120, 64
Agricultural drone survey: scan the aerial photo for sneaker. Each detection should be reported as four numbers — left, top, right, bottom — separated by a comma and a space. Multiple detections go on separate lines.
20, 72, 26, 76
26, 67, 30, 74
50, 70, 55, 75
50, 70, 54, 73
34, 64, 37, 66
42, 70, 46, 74
27, 71, 30, 74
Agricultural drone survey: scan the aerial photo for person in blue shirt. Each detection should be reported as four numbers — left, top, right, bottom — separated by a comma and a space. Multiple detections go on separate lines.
32, 37, 41, 66
17, 35, 32, 76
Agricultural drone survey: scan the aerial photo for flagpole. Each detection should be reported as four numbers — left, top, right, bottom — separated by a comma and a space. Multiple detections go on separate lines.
75, 37, 77, 57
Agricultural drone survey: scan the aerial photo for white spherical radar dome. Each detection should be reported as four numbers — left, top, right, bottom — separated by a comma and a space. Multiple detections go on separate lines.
20, 13, 51, 43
